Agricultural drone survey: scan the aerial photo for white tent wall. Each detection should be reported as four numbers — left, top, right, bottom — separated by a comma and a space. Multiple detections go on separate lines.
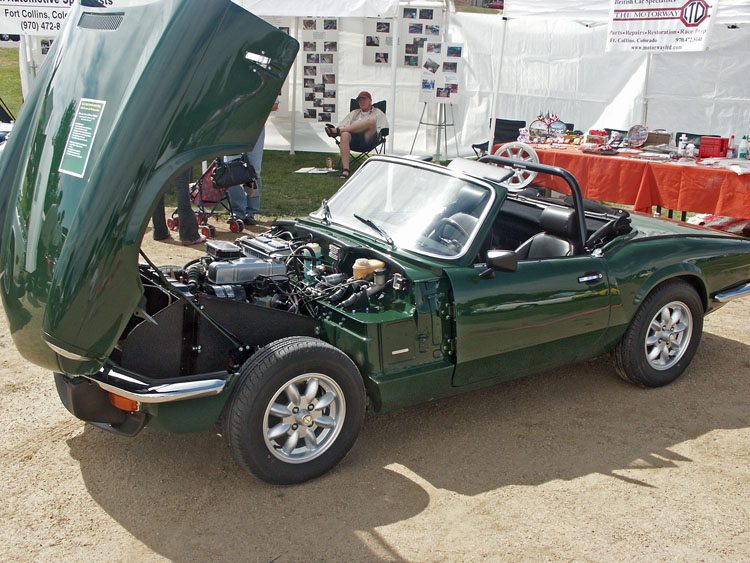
265, 15, 424, 154
269, 9, 750, 158
645, 25, 750, 138
263, 0, 750, 159
446, 14, 649, 149
265, 8, 449, 155
445, 13, 750, 153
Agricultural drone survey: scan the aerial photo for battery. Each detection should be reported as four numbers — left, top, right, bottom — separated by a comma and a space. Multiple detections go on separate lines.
206, 240, 242, 260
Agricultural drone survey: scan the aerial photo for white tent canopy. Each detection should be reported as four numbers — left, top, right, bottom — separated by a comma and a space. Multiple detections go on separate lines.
503, 0, 750, 24
232, 0, 399, 18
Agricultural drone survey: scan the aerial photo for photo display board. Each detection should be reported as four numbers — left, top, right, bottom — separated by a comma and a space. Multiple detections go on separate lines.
400, 6, 444, 68
363, 5, 444, 68
300, 17, 340, 123
419, 43, 464, 103
363, 18, 394, 65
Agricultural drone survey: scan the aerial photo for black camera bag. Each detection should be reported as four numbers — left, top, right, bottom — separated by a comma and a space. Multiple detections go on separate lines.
211, 155, 257, 188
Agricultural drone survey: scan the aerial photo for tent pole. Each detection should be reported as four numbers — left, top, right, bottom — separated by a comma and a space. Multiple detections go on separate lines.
289, 16, 299, 155
388, 14, 400, 153
642, 52, 652, 126
489, 17, 508, 155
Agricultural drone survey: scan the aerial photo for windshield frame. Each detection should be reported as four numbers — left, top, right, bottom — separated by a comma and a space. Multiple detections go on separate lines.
309, 156, 499, 261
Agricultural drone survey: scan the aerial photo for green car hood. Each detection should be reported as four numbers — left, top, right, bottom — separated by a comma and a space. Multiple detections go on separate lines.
0, 0, 298, 374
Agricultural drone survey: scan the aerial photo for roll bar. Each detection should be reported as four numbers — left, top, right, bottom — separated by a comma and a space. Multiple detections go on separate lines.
479, 155, 587, 254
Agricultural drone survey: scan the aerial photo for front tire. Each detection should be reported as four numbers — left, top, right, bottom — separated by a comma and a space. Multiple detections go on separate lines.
223, 336, 365, 484
615, 280, 703, 387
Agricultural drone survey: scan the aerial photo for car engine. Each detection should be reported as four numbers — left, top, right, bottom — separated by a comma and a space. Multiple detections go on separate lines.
147, 226, 401, 318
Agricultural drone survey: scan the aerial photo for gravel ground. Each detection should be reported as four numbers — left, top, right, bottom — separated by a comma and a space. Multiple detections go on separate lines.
1, 220, 748, 562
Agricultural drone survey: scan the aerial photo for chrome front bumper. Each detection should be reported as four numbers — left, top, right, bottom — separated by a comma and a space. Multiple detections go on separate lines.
83, 364, 229, 404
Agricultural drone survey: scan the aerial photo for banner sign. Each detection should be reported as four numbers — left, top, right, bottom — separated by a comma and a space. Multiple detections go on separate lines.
0, 1, 74, 35
606, 0, 717, 52
0, 1, 174, 36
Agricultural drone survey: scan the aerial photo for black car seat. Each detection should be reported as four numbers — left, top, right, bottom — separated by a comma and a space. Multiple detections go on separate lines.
515, 207, 576, 260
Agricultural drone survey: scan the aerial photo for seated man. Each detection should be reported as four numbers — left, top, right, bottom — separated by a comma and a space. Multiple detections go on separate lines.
325, 91, 388, 178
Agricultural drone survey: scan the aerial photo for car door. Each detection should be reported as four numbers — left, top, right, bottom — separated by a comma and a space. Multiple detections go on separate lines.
446, 255, 611, 387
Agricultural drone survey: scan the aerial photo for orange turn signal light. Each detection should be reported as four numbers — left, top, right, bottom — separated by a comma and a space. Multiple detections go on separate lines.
108, 393, 139, 412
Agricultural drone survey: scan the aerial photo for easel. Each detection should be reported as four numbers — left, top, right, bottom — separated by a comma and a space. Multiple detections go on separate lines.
410, 102, 458, 162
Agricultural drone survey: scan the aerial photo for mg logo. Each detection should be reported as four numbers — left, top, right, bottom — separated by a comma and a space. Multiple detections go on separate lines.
681, 0, 709, 27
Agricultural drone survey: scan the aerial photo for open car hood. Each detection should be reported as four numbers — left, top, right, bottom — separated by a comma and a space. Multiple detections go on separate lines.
0, 0, 298, 374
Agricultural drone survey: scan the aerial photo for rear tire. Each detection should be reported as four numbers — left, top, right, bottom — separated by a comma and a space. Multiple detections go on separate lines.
615, 280, 703, 387
223, 337, 366, 484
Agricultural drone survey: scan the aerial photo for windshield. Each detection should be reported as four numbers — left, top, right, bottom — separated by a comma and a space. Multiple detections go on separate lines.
311, 158, 495, 258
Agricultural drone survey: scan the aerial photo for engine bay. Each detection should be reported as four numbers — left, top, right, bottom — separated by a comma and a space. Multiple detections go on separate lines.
112, 224, 416, 381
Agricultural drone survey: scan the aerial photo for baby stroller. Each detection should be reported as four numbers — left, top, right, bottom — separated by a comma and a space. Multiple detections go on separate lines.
169, 158, 253, 237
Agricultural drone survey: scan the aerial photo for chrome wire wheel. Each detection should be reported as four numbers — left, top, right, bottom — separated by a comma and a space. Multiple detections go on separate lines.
493, 142, 539, 189
263, 373, 346, 464
644, 300, 693, 371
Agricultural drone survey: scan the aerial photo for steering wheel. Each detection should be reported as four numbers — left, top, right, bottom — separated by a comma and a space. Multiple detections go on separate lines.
493, 142, 539, 189
425, 217, 470, 254
437, 217, 470, 238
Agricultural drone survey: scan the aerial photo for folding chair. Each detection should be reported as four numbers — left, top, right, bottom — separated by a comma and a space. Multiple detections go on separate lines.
336, 99, 389, 170
472, 118, 526, 157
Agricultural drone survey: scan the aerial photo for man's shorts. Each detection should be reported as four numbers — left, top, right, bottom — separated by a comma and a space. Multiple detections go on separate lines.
350, 131, 378, 152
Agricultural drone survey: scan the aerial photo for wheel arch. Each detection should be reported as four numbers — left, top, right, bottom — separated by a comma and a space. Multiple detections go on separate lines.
632, 266, 708, 314
222, 335, 369, 414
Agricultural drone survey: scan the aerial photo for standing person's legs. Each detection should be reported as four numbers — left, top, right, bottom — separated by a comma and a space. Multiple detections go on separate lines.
152, 196, 171, 240
224, 154, 248, 219
243, 127, 265, 222
227, 184, 248, 218
175, 168, 203, 243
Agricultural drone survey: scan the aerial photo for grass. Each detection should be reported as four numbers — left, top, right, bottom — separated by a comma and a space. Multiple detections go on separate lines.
258, 150, 346, 218
0, 48, 22, 118
183, 151, 345, 220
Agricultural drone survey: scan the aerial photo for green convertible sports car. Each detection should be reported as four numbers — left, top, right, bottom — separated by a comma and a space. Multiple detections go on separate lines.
1, 1, 749, 484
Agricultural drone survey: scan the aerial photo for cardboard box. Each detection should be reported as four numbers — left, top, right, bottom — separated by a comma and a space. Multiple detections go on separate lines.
644, 131, 671, 146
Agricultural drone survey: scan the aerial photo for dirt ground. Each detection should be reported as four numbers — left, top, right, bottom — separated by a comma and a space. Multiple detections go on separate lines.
1, 218, 748, 562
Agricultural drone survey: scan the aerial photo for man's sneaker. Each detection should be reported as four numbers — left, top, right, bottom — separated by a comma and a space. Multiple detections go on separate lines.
243, 216, 257, 226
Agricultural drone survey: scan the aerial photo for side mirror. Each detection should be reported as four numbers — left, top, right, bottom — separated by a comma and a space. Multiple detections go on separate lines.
479, 250, 518, 279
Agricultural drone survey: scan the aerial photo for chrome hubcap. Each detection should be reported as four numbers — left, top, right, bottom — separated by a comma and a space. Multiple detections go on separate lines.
263, 373, 345, 464
644, 300, 692, 370
493, 142, 539, 188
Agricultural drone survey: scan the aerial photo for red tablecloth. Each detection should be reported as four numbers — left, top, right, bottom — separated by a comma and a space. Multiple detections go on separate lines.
529, 147, 750, 218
